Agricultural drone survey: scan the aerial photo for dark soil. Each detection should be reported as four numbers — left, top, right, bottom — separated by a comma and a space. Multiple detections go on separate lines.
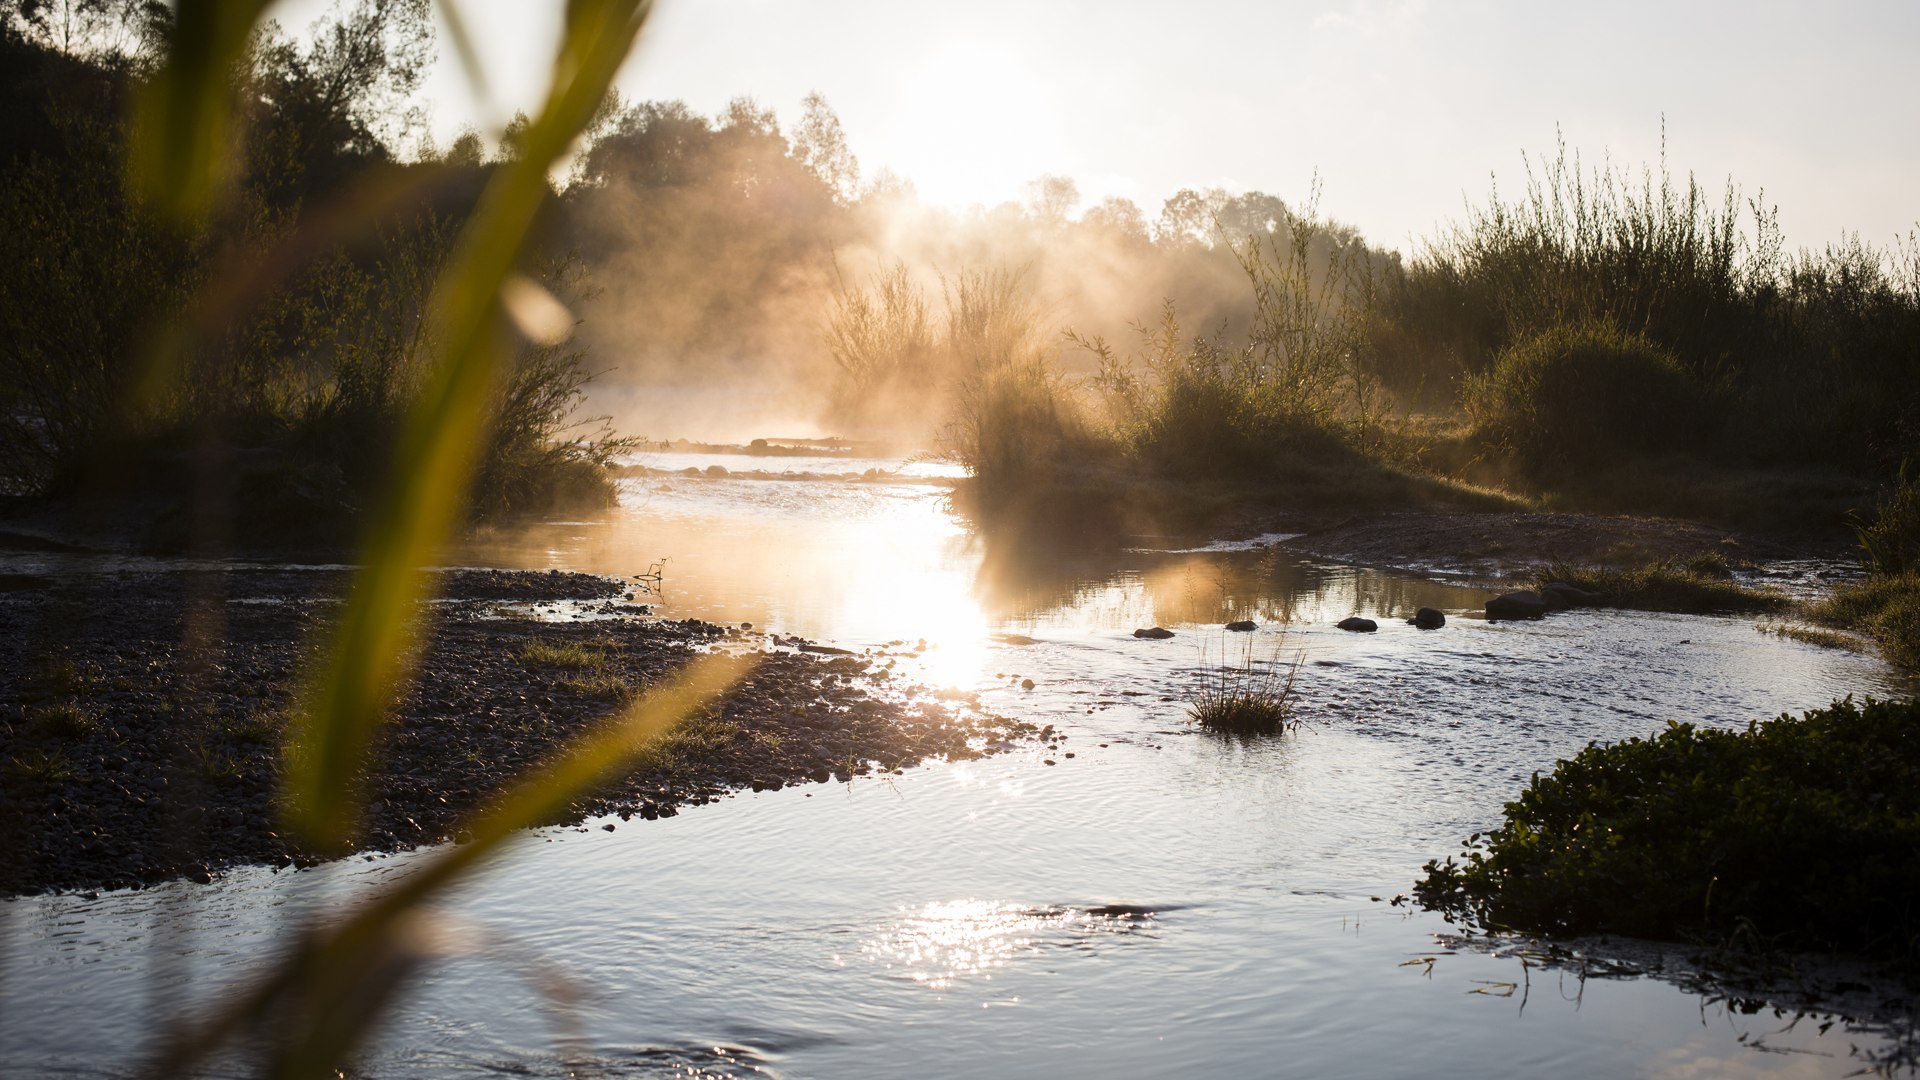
0, 567, 1030, 897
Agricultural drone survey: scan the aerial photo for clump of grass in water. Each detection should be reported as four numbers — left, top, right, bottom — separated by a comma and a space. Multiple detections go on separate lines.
1756, 621, 1861, 652
1534, 555, 1786, 615
1187, 642, 1304, 735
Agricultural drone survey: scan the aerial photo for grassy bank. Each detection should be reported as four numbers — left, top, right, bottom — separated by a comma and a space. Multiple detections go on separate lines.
1808, 467, 1920, 668
1533, 554, 1790, 615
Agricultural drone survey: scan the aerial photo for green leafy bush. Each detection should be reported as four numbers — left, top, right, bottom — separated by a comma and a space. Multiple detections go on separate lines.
1416, 697, 1920, 963
1465, 320, 1705, 473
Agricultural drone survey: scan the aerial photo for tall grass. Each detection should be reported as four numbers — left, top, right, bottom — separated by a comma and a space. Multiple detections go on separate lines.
825, 260, 937, 429
1390, 134, 1920, 472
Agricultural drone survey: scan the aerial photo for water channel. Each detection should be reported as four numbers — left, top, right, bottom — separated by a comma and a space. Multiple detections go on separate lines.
2, 449, 1913, 1077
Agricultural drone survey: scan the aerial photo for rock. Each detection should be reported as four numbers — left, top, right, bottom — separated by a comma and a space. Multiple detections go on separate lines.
1133, 627, 1176, 639
1020, 678, 1035, 690
1336, 616, 1378, 633
704, 465, 729, 477
1225, 620, 1257, 632
1486, 590, 1549, 621
1541, 581, 1604, 609
1408, 607, 1446, 630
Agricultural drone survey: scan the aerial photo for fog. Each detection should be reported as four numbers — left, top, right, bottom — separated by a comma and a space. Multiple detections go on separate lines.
555, 94, 1384, 445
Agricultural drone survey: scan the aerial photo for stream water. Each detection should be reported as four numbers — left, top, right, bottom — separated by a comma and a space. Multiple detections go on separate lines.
2, 449, 1915, 1077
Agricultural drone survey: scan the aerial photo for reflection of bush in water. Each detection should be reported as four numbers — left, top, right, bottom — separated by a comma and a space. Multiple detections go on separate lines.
1417, 697, 1920, 965
1425, 929, 1920, 1075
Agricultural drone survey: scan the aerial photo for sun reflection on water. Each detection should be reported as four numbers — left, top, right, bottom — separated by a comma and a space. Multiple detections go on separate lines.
864, 900, 1159, 992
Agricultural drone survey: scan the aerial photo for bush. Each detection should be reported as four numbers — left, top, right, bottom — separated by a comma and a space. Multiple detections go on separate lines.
1466, 320, 1705, 473
1415, 697, 1920, 963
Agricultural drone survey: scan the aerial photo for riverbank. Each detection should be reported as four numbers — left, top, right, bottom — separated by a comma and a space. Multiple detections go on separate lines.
1269, 508, 1856, 583
0, 567, 1031, 897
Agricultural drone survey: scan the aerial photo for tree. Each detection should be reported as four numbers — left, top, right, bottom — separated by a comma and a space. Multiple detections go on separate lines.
1026, 173, 1080, 226
248, 0, 433, 202
1082, 195, 1148, 243
790, 90, 859, 204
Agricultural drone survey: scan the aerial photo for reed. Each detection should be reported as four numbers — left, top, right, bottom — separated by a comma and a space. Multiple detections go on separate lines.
1187, 641, 1303, 735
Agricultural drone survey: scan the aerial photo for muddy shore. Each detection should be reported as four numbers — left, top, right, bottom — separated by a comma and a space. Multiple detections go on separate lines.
0, 567, 1032, 897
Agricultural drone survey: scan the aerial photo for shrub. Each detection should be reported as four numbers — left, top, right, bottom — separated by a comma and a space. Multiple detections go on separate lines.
1415, 697, 1920, 963
1465, 320, 1705, 473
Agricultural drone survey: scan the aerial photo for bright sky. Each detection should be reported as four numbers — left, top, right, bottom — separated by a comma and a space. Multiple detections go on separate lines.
392, 0, 1917, 255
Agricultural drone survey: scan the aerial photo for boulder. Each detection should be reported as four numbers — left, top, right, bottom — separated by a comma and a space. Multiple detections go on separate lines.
1409, 607, 1446, 630
1225, 620, 1258, 632
1486, 591, 1549, 621
704, 465, 730, 477
1336, 616, 1378, 633
1541, 581, 1604, 610
1133, 626, 1176, 639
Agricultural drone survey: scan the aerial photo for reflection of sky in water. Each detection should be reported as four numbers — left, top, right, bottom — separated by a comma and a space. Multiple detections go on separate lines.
624, 450, 969, 480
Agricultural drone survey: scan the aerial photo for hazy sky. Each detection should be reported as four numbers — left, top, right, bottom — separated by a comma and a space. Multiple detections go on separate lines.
359, 0, 1916, 255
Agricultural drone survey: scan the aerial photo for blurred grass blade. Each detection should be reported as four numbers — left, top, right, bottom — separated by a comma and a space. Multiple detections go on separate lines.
147, 651, 750, 1080
283, 0, 653, 853
432, 0, 496, 117
129, 0, 277, 221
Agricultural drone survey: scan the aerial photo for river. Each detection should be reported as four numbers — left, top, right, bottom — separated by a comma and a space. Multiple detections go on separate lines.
2, 448, 1913, 1077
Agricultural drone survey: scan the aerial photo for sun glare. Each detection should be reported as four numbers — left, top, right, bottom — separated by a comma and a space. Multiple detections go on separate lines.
881, 40, 1064, 208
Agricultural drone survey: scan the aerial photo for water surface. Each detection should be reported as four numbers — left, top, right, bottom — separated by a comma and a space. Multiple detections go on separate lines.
2, 452, 1912, 1077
